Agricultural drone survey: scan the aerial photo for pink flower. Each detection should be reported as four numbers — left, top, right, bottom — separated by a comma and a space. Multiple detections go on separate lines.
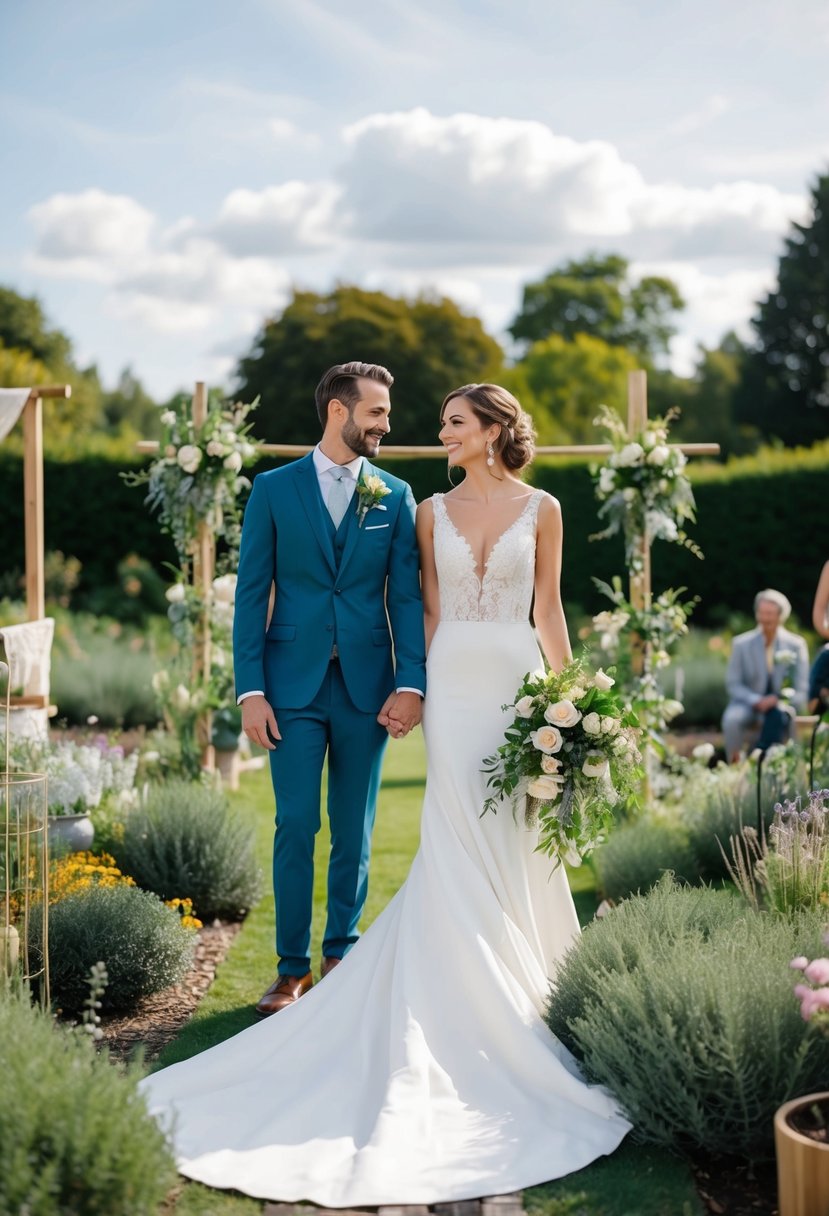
804, 959, 829, 986
790, 956, 809, 971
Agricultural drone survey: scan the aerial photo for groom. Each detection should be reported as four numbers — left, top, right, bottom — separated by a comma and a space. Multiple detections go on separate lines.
233, 362, 426, 1017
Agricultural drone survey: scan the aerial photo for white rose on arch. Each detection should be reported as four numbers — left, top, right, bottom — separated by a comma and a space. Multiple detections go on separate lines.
646, 444, 671, 467
514, 695, 536, 717
224, 451, 243, 473
544, 699, 582, 728
530, 725, 564, 754
165, 582, 186, 604
617, 442, 645, 467
177, 444, 202, 474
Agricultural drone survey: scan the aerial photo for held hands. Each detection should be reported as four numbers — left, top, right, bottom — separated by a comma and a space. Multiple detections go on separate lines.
377, 691, 422, 739
756, 694, 779, 713
241, 694, 281, 750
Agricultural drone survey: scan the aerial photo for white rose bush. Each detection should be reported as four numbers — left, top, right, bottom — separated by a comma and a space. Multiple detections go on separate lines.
482, 658, 642, 868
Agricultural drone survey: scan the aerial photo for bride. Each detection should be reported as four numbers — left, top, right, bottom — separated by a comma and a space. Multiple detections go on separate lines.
140, 383, 631, 1206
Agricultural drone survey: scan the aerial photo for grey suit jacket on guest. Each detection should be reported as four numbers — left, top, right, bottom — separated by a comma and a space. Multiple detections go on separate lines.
725, 626, 810, 712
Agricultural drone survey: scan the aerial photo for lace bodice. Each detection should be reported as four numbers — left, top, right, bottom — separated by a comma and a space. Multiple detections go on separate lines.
432, 490, 544, 623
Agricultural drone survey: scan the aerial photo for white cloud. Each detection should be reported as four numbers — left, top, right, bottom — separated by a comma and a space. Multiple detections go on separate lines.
28, 188, 154, 281
212, 182, 341, 256
27, 189, 291, 335
338, 108, 806, 263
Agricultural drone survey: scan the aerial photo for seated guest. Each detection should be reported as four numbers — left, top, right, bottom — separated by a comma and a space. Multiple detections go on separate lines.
722, 589, 809, 762
810, 560, 829, 714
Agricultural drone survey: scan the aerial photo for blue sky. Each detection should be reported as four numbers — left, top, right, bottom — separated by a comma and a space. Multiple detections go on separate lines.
2, 0, 828, 399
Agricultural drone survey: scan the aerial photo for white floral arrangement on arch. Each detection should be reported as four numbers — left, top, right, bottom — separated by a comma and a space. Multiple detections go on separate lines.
123, 395, 261, 564
482, 658, 642, 868
590, 404, 701, 574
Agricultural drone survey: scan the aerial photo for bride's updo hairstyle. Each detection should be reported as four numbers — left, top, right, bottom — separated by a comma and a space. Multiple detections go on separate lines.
441, 383, 536, 472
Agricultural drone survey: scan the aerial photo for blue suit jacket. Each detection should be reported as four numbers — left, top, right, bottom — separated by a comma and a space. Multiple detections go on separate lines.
233, 453, 426, 713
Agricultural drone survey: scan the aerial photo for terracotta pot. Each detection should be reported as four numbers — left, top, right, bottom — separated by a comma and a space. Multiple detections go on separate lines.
48, 812, 94, 853
775, 1092, 829, 1216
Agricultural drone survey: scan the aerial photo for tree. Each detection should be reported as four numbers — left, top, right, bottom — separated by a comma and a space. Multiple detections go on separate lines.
735, 174, 829, 447
509, 253, 685, 359
102, 367, 160, 438
0, 287, 72, 367
503, 333, 642, 444
235, 286, 504, 445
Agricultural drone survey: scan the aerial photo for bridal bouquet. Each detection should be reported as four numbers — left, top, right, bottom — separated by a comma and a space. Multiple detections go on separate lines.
482, 658, 641, 867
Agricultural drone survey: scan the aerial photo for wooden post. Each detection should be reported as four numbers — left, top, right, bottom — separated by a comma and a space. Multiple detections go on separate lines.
22, 394, 45, 622
190, 382, 215, 770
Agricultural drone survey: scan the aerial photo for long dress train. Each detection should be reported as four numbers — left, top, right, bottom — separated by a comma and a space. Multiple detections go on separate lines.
140, 489, 630, 1206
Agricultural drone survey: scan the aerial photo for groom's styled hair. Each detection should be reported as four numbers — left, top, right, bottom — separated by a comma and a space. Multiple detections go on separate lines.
315, 362, 394, 427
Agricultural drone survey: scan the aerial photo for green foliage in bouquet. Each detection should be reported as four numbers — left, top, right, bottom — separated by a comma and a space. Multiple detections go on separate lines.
110, 780, 262, 920
482, 657, 641, 866
547, 876, 829, 1159
0, 988, 175, 1214
30, 883, 195, 1013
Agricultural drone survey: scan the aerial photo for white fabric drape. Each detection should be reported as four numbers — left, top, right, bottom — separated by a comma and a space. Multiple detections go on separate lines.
0, 388, 31, 444
0, 619, 55, 696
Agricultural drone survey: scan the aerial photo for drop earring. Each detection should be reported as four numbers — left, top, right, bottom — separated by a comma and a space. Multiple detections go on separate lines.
486, 443, 495, 467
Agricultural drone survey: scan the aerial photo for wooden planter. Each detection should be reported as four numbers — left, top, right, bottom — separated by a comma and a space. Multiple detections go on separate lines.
775, 1092, 829, 1216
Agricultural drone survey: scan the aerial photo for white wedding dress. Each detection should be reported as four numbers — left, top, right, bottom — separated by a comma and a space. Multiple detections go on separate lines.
140, 489, 631, 1206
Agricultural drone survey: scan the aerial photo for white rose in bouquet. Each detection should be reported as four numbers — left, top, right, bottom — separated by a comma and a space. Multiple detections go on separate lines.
513, 695, 535, 717
527, 774, 564, 802
541, 754, 562, 774
530, 725, 564, 754
544, 699, 581, 728
600, 715, 620, 735
582, 752, 609, 778
582, 712, 602, 735
592, 669, 615, 691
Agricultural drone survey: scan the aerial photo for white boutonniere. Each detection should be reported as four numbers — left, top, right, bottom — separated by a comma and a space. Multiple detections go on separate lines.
356, 472, 391, 527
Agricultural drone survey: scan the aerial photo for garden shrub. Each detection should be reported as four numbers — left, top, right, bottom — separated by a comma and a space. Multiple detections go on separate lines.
111, 780, 262, 920
51, 633, 158, 727
0, 988, 175, 1214
30, 883, 195, 1013
592, 818, 698, 901
547, 876, 829, 1158
684, 761, 804, 884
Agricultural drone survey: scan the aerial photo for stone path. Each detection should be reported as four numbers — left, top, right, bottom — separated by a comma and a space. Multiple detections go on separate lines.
263, 1194, 525, 1216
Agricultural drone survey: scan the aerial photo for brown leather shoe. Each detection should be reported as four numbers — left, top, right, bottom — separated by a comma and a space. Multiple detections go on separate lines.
320, 956, 341, 979
255, 971, 313, 1017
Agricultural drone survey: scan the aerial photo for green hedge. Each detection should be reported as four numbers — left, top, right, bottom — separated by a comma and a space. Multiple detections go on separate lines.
2, 443, 826, 623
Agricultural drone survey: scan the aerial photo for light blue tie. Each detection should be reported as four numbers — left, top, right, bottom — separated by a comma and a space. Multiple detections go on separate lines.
327, 466, 350, 528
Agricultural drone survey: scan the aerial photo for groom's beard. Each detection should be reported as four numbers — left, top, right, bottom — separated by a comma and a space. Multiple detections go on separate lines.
342, 416, 385, 457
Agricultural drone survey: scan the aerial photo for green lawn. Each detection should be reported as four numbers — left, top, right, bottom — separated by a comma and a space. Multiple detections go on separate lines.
156, 731, 701, 1215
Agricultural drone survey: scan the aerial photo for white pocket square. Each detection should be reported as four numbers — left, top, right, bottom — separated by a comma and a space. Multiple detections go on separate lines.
364, 524, 390, 531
